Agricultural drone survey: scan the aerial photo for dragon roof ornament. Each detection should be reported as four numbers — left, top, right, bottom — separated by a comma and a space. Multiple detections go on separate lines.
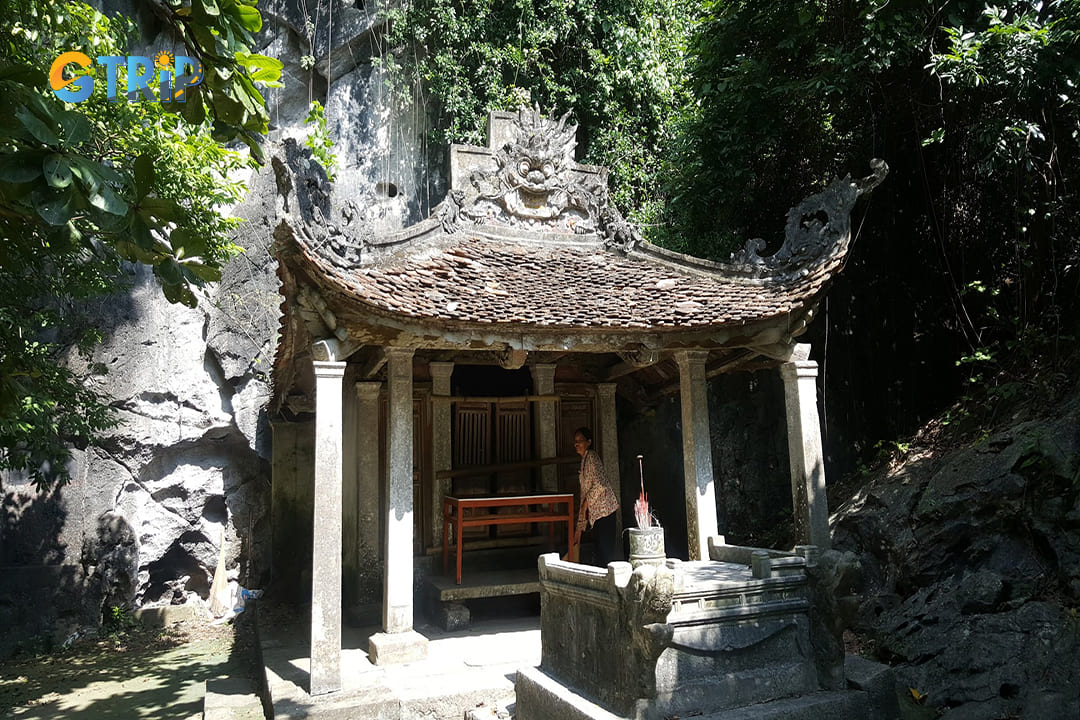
726, 158, 889, 280
445, 105, 612, 235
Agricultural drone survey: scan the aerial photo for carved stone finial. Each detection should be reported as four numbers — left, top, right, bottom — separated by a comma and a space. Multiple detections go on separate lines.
274, 139, 365, 269
728, 160, 889, 279
600, 205, 644, 254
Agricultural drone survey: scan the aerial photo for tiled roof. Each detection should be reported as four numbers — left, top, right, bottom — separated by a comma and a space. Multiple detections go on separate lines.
289, 233, 835, 331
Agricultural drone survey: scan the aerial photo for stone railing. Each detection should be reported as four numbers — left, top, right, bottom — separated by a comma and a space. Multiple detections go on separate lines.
521, 537, 835, 719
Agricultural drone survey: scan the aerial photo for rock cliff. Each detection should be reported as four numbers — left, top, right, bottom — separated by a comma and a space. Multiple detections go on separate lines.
833, 375, 1080, 719
0, 0, 431, 657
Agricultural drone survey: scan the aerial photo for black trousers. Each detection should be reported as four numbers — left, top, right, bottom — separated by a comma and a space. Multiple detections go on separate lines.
588, 511, 618, 568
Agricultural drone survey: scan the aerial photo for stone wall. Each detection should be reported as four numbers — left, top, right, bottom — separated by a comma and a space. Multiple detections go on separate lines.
0, 255, 274, 657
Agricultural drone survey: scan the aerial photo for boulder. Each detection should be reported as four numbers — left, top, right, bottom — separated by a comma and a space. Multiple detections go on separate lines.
833, 379, 1080, 718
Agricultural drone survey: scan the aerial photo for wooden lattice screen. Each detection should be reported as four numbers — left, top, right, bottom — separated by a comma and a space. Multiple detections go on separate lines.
453, 402, 492, 539
494, 401, 531, 536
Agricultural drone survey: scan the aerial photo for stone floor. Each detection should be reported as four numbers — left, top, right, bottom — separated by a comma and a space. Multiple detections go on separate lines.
259, 598, 539, 719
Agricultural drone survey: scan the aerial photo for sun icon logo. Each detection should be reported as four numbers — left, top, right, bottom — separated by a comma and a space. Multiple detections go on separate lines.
154, 50, 174, 71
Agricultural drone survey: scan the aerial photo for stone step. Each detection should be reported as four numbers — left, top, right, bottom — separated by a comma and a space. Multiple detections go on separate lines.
516, 666, 896, 720
428, 568, 540, 602
694, 690, 872, 720
203, 677, 266, 720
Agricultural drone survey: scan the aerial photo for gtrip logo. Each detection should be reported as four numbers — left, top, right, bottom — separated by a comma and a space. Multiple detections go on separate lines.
49, 50, 204, 103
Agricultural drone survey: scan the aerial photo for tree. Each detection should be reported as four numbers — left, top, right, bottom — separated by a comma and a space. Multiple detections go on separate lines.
383, 0, 697, 220
662, 0, 1080, 467
0, 0, 281, 489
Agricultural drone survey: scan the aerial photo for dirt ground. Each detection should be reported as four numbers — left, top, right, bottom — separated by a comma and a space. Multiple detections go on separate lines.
0, 616, 253, 719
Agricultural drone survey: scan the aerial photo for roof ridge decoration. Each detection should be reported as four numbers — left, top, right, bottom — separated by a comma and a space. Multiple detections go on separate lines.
271, 107, 886, 287
722, 158, 890, 281
441, 105, 635, 240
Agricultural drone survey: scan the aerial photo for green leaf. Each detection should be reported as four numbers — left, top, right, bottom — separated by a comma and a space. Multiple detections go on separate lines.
138, 196, 184, 222
160, 278, 198, 307
234, 4, 261, 32
57, 111, 91, 146
128, 214, 155, 250
199, 0, 221, 18
241, 131, 265, 163
16, 107, 59, 146
236, 52, 282, 85
0, 152, 44, 182
248, 67, 282, 85
155, 257, 185, 286
88, 183, 128, 215
179, 85, 207, 124
182, 260, 222, 283
171, 227, 208, 257
69, 157, 122, 191
43, 154, 73, 189
134, 154, 154, 198
32, 186, 75, 225
213, 90, 246, 124
114, 239, 160, 264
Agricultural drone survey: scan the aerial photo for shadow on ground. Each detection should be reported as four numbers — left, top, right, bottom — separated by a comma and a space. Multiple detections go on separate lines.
0, 618, 250, 719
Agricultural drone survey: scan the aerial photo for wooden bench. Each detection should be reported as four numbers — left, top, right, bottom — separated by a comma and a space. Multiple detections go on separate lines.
442, 494, 575, 584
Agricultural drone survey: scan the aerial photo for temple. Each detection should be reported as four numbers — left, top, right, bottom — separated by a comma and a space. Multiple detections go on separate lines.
268, 107, 886, 694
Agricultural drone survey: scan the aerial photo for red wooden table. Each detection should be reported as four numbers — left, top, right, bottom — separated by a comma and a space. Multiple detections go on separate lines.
442, 493, 575, 584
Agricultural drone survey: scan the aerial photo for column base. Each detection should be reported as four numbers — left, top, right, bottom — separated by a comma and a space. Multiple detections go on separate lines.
369, 630, 429, 665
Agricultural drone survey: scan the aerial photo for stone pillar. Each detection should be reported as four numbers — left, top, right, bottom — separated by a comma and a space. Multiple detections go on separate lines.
310, 359, 346, 695
675, 350, 718, 561
597, 383, 622, 554
780, 358, 830, 550
532, 363, 558, 492
429, 362, 454, 547
354, 381, 382, 603
369, 347, 428, 664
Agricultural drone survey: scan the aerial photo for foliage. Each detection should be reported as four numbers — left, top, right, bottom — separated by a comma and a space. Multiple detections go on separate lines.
304, 100, 336, 182
382, 0, 697, 220
104, 604, 137, 632
0, 0, 280, 489
662, 0, 1080, 470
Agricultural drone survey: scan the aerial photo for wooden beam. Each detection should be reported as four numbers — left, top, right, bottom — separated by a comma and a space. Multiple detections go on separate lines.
649, 350, 757, 399
601, 361, 641, 382
430, 394, 562, 404
435, 455, 580, 480
359, 347, 387, 379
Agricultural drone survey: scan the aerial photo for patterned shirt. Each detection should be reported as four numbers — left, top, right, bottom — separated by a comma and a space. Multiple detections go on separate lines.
577, 449, 619, 534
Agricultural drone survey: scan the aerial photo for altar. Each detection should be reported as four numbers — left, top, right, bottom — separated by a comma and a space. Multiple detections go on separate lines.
442, 493, 574, 584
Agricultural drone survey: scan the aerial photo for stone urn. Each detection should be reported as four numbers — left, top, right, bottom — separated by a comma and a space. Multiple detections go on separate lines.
627, 526, 665, 568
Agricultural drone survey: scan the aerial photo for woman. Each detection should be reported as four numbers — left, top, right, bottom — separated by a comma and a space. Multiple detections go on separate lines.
573, 427, 619, 567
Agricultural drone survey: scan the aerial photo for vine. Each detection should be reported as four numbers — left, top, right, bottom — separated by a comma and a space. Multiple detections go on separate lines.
304, 100, 337, 182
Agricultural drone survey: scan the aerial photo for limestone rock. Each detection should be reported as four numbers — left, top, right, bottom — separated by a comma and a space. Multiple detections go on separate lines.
833, 379, 1080, 719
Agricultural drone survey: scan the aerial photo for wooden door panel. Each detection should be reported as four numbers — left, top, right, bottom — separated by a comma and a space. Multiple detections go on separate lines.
559, 397, 594, 495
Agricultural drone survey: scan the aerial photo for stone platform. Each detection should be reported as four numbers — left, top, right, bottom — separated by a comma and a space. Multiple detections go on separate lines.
428, 568, 540, 603
517, 665, 883, 720
258, 605, 539, 719
514, 542, 900, 720
426, 557, 544, 630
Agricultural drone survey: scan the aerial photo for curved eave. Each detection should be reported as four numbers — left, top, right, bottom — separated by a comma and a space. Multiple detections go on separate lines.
273, 218, 844, 354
